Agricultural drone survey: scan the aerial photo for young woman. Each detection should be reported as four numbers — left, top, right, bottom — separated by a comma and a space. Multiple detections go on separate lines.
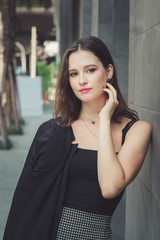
3, 36, 151, 240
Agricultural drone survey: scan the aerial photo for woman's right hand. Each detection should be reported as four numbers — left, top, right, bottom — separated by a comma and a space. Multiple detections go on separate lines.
99, 83, 119, 121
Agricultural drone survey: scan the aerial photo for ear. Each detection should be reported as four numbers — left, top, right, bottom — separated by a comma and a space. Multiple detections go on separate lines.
106, 64, 114, 79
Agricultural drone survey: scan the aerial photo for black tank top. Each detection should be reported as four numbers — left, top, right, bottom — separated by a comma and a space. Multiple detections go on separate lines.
64, 120, 137, 216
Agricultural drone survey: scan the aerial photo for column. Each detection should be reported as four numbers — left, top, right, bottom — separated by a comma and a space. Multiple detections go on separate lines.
126, 0, 160, 239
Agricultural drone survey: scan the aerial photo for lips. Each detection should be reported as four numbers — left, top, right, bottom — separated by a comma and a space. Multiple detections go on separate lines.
80, 88, 91, 93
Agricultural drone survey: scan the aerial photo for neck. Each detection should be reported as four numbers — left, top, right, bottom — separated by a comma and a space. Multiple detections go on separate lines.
80, 98, 106, 120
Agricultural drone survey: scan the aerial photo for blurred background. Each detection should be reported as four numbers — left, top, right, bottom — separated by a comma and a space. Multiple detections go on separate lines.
0, 0, 160, 239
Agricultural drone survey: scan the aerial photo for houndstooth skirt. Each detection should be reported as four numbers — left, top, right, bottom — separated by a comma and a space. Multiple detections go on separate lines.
56, 206, 112, 240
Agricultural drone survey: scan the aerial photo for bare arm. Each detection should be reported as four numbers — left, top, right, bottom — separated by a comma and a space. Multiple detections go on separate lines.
98, 83, 152, 199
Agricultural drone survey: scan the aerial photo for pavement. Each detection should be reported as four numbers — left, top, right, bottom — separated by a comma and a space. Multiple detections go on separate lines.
0, 105, 125, 240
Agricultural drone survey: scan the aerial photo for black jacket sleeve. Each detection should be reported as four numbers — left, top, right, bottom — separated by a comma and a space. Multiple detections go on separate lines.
3, 119, 73, 240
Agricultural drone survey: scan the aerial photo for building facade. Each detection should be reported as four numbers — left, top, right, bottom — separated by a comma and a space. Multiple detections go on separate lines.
126, 1, 160, 239
53, 0, 160, 239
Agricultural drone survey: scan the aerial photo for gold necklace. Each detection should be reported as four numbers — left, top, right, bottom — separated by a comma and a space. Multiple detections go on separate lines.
81, 115, 98, 138
81, 112, 99, 125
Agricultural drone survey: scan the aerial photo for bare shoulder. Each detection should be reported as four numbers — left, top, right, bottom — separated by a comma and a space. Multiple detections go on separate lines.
119, 117, 151, 134
130, 120, 151, 132
127, 120, 152, 140
117, 120, 152, 189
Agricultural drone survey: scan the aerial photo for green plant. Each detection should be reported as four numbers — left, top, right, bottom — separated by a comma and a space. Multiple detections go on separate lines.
8, 125, 23, 135
7, 118, 24, 135
0, 138, 13, 150
37, 61, 59, 102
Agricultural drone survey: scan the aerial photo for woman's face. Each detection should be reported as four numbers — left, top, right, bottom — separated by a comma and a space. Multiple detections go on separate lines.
68, 50, 112, 103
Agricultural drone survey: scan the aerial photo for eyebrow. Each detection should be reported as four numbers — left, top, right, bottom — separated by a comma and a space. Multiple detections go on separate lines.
68, 64, 97, 72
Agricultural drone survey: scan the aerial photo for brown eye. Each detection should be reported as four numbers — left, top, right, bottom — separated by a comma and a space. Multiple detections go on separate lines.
70, 72, 78, 77
88, 68, 96, 73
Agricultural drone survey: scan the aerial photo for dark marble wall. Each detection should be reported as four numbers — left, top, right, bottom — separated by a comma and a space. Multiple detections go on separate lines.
81, 0, 92, 37
99, 0, 129, 99
59, 0, 72, 58
125, 0, 160, 239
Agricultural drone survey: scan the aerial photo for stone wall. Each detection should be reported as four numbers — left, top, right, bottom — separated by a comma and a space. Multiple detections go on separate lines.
125, 1, 160, 239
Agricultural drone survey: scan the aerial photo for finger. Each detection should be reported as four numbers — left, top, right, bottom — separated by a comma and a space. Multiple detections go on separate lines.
106, 83, 116, 94
104, 85, 116, 101
104, 87, 119, 106
103, 88, 114, 100
106, 83, 117, 100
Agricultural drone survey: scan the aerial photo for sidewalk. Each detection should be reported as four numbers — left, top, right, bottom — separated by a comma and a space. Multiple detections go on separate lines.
0, 105, 125, 240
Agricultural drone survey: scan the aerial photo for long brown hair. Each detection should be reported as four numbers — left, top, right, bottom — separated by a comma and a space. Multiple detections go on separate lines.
54, 36, 138, 127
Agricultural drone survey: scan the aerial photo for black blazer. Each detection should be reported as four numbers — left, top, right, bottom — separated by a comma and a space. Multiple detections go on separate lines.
3, 119, 77, 240
3, 118, 136, 240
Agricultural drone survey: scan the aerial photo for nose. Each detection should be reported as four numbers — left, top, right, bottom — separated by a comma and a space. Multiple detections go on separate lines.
79, 72, 87, 85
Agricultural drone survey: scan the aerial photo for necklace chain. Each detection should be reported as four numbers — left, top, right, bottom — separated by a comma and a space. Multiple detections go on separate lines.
81, 112, 99, 125
81, 115, 98, 138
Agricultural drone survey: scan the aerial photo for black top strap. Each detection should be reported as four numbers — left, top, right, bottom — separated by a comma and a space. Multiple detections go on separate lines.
122, 119, 138, 145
